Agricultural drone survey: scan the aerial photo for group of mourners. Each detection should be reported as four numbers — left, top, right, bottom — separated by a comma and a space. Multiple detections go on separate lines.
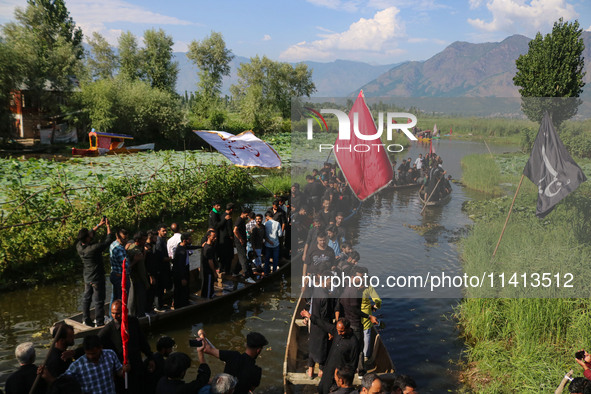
74, 199, 291, 328
291, 163, 419, 394
391, 153, 452, 203
4, 317, 269, 394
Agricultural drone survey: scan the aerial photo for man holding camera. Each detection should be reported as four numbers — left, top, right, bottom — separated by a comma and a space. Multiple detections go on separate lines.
76, 217, 113, 327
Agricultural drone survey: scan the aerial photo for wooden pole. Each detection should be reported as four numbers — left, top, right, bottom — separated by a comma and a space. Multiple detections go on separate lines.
492, 174, 525, 258
30, 324, 64, 394
420, 177, 442, 214
247, 171, 275, 196
483, 139, 494, 158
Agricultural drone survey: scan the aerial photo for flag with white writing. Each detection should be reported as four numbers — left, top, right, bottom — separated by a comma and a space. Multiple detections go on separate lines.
523, 112, 586, 218
195, 130, 282, 168
334, 91, 393, 200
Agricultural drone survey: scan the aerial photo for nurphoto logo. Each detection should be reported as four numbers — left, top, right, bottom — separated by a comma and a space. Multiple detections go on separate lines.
305, 108, 418, 153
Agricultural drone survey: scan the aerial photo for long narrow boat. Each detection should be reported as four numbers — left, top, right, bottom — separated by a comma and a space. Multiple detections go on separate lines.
57, 258, 291, 338
388, 181, 422, 190
419, 191, 452, 207
283, 294, 395, 394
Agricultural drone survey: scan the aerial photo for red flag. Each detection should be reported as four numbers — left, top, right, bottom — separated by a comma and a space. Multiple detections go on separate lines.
334, 91, 393, 200
121, 258, 129, 379
450, 126, 452, 135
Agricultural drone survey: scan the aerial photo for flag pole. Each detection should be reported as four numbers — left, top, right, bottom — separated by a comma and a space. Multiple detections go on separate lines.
246, 170, 275, 196
492, 174, 525, 257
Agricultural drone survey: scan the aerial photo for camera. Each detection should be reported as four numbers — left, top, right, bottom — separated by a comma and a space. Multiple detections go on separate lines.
189, 339, 203, 347
576, 350, 585, 360
103, 215, 107, 220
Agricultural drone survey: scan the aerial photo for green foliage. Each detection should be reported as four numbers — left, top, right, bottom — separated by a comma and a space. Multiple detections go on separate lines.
457, 154, 591, 391
231, 56, 316, 132
187, 31, 234, 99
514, 18, 586, 126
85, 32, 118, 80
0, 159, 253, 285
0, 39, 19, 138
2, 0, 84, 115
77, 77, 185, 143
141, 28, 178, 93
118, 31, 142, 81
460, 154, 504, 196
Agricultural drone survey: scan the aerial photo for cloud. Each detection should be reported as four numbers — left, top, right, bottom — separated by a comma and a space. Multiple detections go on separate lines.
468, 0, 578, 34
280, 7, 405, 61
263, 34, 272, 41
305, 0, 362, 12
367, 0, 448, 11
0, 0, 194, 47
468, 0, 483, 9
586, 25, 591, 32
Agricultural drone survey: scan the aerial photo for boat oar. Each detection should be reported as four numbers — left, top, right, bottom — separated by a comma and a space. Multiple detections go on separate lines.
30, 324, 64, 394
420, 177, 442, 215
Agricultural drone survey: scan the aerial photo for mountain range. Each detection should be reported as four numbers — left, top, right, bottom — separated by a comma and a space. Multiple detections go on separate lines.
172, 31, 591, 98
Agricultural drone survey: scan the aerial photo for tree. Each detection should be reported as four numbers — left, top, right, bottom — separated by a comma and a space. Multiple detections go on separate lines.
231, 56, 315, 130
118, 31, 142, 81
140, 29, 178, 93
0, 40, 19, 138
86, 32, 118, 80
2, 0, 84, 115
513, 18, 585, 127
187, 31, 234, 99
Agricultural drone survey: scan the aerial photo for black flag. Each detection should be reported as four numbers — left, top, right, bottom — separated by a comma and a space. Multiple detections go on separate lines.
523, 112, 587, 218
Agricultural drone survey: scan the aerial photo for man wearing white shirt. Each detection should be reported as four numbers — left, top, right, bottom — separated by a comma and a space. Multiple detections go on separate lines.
263, 211, 282, 275
167, 222, 182, 260
414, 154, 423, 171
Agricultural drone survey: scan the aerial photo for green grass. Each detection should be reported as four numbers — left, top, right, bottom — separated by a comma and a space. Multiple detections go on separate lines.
457, 153, 591, 392
460, 154, 505, 196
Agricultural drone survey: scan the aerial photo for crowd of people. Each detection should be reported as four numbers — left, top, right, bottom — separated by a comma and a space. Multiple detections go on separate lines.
74, 198, 293, 327
391, 152, 452, 204
291, 163, 419, 394
4, 318, 269, 394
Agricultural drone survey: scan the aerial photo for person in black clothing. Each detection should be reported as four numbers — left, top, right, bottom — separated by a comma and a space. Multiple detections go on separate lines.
172, 233, 200, 308
145, 230, 159, 313
76, 217, 113, 327
5, 342, 46, 394
201, 230, 218, 299
146, 336, 175, 394
299, 313, 360, 394
332, 365, 357, 394
203, 332, 268, 394
155, 224, 171, 310
233, 207, 254, 280
156, 349, 210, 394
45, 323, 78, 379
99, 300, 154, 394
218, 203, 235, 275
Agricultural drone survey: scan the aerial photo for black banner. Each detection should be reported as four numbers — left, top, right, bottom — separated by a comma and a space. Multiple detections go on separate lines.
523, 112, 587, 218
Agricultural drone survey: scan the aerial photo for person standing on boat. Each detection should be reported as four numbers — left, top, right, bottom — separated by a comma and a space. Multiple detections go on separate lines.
99, 300, 154, 393
299, 312, 360, 394
5, 342, 46, 394
234, 207, 255, 283
109, 228, 129, 314
219, 203, 235, 275
201, 229, 218, 299
304, 232, 335, 277
202, 332, 268, 394
127, 231, 150, 318
263, 211, 282, 275
45, 323, 78, 379
166, 223, 182, 260
172, 233, 200, 308
76, 217, 113, 327
414, 154, 423, 171
155, 224, 171, 311
332, 366, 356, 394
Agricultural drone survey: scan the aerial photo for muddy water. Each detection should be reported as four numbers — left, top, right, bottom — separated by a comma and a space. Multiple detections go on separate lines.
0, 139, 516, 392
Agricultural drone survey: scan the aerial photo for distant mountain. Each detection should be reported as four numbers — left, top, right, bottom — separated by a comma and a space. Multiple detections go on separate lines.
360, 35, 532, 97
174, 54, 398, 97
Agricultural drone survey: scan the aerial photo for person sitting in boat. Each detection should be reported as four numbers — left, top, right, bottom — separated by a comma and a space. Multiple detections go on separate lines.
332, 365, 357, 394
202, 332, 268, 394
396, 168, 406, 186
442, 175, 453, 196
145, 336, 175, 393
156, 348, 210, 394
5, 342, 46, 394
198, 373, 238, 394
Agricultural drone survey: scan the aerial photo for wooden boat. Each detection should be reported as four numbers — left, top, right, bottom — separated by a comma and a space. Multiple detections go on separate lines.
58, 257, 291, 338
72, 130, 154, 157
419, 191, 451, 207
283, 294, 395, 394
388, 181, 421, 190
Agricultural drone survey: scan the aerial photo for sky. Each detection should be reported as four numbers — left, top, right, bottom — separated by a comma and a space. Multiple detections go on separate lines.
1, 0, 590, 65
